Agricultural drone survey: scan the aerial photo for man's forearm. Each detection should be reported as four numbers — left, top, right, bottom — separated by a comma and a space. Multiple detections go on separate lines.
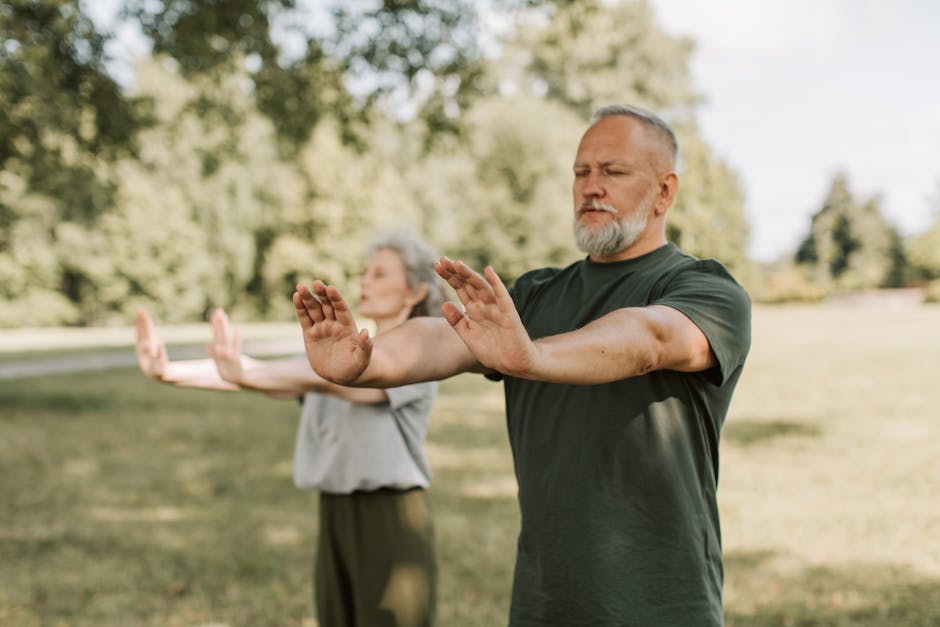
516, 306, 714, 385
352, 317, 483, 387
237, 356, 387, 403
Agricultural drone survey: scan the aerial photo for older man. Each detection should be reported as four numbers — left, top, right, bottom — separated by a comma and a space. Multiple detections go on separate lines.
295, 104, 751, 626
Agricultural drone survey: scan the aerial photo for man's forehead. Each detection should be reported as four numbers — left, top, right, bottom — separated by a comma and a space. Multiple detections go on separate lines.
575, 117, 667, 165
574, 132, 639, 163
581, 115, 645, 143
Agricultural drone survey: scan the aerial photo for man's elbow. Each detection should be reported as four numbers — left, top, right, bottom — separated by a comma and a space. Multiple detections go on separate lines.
634, 350, 661, 377
670, 344, 717, 374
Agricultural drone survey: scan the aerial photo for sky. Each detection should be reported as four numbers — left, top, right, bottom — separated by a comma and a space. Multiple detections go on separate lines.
87, 0, 940, 263
648, 0, 940, 261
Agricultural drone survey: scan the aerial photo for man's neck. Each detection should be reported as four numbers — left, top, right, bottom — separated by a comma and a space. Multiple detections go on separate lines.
589, 234, 668, 263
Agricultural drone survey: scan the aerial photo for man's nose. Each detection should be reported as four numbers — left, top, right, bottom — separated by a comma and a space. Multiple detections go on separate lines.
581, 172, 606, 198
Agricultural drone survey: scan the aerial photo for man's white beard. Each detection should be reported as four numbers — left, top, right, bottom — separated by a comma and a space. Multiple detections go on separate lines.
573, 197, 653, 258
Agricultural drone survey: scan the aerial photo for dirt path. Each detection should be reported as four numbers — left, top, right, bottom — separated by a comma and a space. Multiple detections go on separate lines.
0, 329, 303, 381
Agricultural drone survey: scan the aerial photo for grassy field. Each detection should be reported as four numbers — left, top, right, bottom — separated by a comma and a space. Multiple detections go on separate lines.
1, 304, 939, 626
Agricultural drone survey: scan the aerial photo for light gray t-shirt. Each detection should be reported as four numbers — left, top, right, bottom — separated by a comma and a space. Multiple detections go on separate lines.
292, 381, 437, 494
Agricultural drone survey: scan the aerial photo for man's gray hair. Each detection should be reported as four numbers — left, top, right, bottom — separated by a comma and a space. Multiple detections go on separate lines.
367, 228, 446, 318
592, 104, 678, 165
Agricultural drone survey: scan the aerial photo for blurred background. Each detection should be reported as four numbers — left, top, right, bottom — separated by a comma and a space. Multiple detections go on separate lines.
3, 0, 939, 329
2, 1, 939, 626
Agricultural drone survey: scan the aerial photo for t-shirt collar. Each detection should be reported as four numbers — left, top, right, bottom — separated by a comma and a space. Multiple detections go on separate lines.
582, 242, 676, 272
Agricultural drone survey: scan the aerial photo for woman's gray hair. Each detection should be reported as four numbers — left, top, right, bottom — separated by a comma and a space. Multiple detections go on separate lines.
367, 228, 446, 318
592, 104, 678, 166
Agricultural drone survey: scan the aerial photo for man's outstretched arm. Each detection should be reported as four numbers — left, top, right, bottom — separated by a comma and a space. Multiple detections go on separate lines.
293, 281, 484, 387
435, 258, 715, 385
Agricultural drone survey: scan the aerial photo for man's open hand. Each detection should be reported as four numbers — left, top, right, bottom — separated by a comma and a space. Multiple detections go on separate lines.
293, 280, 373, 385
434, 258, 538, 378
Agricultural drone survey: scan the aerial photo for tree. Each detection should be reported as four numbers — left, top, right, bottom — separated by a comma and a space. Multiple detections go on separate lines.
0, 0, 516, 326
669, 121, 749, 271
65, 57, 427, 325
0, 171, 81, 326
0, 0, 149, 231
51, 58, 292, 324
0, 0, 759, 326
407, 94, 583, 280
0, 0, 152, 325
123, 0, 496, 147
906, 181, 940, 280
795, 171, 906, 291
269, 115, 425, 315
515, 0, 698, 120
479, 0, 750, 271
440, 0, 748, 275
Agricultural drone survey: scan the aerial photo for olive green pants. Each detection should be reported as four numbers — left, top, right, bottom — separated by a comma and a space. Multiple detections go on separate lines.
316, 488, 437, 627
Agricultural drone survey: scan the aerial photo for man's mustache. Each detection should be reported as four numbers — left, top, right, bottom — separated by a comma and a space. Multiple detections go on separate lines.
578, 199, 617, 216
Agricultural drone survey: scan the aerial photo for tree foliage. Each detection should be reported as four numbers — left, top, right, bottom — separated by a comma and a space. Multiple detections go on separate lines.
669, 121, 749, 271
0, 0, 836, 326
795, 172, 906, 291
123, 0, 493, 148
504, 0, 749, 272
409, 95, 583, 280
904, 181, 940, 279
517, 0, 698, 119
0, 0, 149, 225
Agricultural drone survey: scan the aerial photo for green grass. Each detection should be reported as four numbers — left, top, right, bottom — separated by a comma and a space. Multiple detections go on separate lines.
2, 304, 939, 626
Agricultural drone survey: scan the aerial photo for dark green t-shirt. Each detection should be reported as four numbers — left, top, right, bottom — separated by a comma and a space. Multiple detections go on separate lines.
501, 243, 751, 627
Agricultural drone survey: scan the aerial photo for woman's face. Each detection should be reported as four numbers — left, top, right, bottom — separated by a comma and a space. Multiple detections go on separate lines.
358, 248, 423, 324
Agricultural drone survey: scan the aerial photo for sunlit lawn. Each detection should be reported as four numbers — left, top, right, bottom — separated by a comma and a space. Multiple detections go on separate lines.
1, 304, 939, 626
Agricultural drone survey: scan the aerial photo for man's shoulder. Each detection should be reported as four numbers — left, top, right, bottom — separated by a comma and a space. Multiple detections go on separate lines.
655, 246, 746, 292
515, 264, 566, 284
514, 258, 584, 287
510, 266, 559, 295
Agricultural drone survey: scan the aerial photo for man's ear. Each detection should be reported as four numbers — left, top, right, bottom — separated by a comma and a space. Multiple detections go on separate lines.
655, 171, 679, 216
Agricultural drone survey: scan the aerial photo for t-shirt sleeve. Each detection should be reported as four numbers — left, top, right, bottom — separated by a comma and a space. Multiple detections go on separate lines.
384, 380, 439, 410
653, 259, 752, 386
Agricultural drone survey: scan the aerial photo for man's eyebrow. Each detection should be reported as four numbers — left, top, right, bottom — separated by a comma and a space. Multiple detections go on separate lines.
573, 160, 630, 168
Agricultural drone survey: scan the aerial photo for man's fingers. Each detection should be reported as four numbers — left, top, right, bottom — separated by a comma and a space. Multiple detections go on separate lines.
437, 257, 494, 306
454, 261, 491, 297
357, 328, 374, 353
293, 290, 314, 330
323, 285, 357, 327
434, 257, 458, 283
483, 266, 514, 311
295, 284, 326, 324
312, 281, 336, 321
436, 257, 473, 293
440, 302, 467, 329
300, 283, 326, 321
450, 261, 499, 314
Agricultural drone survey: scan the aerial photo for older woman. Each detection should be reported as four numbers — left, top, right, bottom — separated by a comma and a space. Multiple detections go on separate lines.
136, 229, 445, 627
